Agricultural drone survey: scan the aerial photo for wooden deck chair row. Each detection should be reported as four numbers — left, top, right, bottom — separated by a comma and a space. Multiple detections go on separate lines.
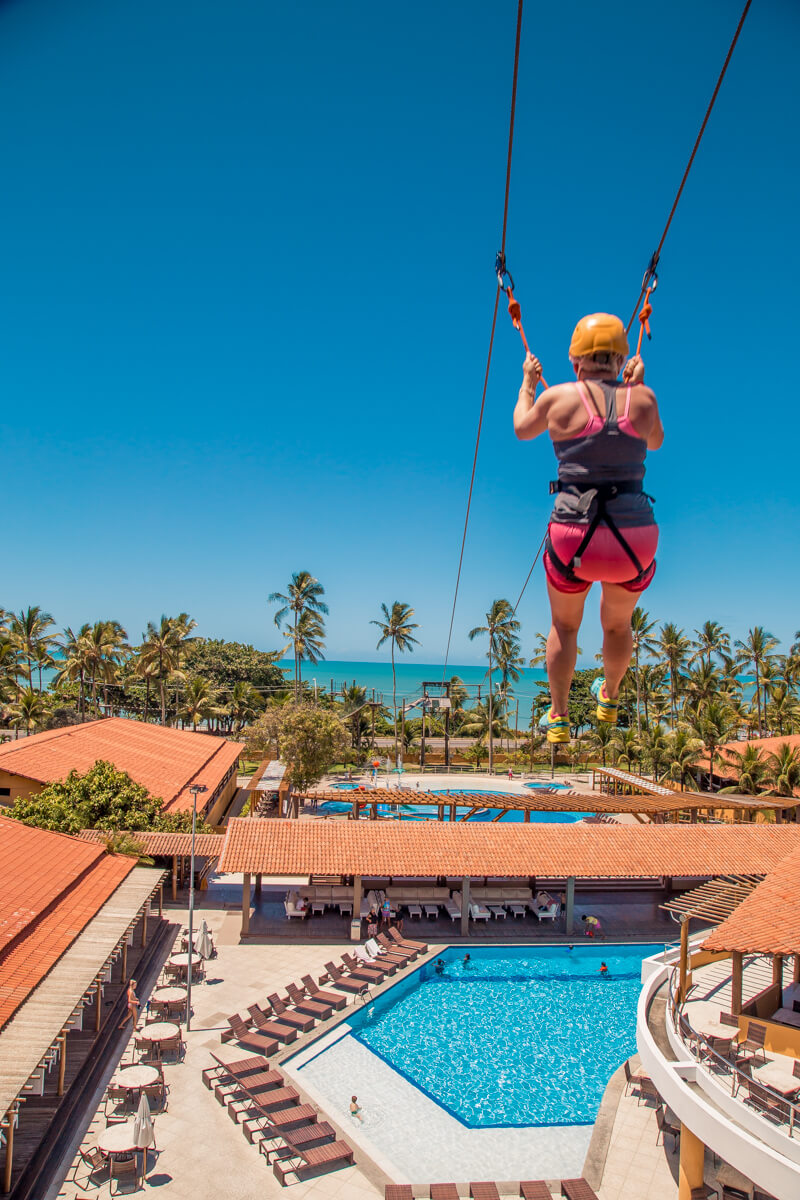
322, 961, 370, 995
301, 975, 348, 1010
246, 1003, 299, 1044
286, 981, 335, 1020
203, 1052, 270, 1089
388, 924, 428, 953
222, 1013, 281, 1055
222, 1069, 286, 1113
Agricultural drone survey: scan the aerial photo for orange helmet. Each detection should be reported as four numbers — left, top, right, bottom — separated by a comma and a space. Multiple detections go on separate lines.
569, 313, 629, 359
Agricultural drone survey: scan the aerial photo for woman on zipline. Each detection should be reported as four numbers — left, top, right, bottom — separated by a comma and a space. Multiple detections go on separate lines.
513, 313, 664, 742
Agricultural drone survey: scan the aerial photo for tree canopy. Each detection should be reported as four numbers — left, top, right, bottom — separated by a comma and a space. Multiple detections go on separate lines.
10, 759, 211, 834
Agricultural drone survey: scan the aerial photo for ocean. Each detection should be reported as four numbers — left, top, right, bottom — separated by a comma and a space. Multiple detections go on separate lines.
286, 660, 549, 705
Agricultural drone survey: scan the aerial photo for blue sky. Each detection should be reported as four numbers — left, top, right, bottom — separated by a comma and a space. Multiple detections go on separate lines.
3, 0, 799, 664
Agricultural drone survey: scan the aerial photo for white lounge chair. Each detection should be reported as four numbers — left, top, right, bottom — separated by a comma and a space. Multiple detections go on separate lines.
284, 891, 308, 919
533, 901, 560, 922
469, 902, 491, 922
445, 894, 462, 921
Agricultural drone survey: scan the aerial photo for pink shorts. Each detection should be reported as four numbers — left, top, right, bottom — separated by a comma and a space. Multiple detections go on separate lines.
545, 522, 658, 595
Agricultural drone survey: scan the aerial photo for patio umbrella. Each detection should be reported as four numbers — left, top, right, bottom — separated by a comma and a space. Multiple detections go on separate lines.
195, 919, 213, 960
133, 1092, 155, 1150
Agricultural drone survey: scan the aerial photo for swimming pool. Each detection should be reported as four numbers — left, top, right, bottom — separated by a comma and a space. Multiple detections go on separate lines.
318, 786, 586, 823
296, 943, 658, 1129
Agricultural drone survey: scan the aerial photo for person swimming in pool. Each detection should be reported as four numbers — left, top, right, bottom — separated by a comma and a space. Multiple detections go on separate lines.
600, 961, 609, 975
463, 953, 471, 967
435, 958, 445, 976
350, 1095, 364, 1123
514, 314, 664, 745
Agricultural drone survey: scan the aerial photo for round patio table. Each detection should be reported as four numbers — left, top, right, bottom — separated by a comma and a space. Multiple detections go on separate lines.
151, 987, 186, 1003
97, 1120, 139, 1155
169, 954, 203, 975
112, 1065, 160, 1091
137, 1021, 179, 1044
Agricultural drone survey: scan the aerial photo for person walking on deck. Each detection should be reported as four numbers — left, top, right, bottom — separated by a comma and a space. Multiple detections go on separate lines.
513, 313, 664, 742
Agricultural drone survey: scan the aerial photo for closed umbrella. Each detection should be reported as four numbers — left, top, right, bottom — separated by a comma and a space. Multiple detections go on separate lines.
133, 1091, 155, 1151
195, 919, 213, 960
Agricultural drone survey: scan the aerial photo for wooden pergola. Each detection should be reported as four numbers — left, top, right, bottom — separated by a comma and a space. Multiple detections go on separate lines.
591, 767, 797, 822
299, 783, 799, 824
660, 875, 765, 1004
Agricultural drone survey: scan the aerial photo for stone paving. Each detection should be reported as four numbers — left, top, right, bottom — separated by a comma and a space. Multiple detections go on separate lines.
597, 1071, 679, 1200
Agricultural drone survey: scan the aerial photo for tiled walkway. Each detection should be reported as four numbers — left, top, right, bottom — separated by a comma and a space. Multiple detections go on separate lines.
597, 1074, 678, 1200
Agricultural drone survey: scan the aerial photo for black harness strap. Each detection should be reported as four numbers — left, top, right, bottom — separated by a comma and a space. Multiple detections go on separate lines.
547, 481, 652, 585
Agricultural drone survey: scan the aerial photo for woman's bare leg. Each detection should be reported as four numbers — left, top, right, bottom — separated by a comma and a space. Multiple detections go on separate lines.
599, 583, 638, 698
545, 580, 589, 713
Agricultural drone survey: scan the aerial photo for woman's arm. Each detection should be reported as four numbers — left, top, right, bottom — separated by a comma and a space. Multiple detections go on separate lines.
513, 354, 551, 440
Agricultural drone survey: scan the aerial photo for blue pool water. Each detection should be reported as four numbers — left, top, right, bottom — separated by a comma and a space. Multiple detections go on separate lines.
318, 786, 585, 823
340, 944, 658, 1128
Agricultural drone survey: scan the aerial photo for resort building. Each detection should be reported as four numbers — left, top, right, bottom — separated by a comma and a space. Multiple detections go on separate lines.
0, 817, 166, 1198
0, 717, 244, 826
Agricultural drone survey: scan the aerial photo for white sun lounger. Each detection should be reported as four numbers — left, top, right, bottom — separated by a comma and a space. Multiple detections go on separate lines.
445, 894, 462, 921
469, 902, 491, 922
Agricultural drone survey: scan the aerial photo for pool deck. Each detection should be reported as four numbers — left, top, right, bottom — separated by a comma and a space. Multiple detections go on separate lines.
49, 881, 683, 1200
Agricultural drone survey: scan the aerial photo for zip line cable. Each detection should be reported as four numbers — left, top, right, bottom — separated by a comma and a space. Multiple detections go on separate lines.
626, 0, 753, 333
441, 0, 524, 685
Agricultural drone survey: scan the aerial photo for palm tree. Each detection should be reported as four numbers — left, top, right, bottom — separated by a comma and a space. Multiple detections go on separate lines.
282, 610, 326, 692
613, 727, 642, 772
717, 742, 769, 795
269, 571, 328, 700
227, 681, 264, 733
140, 613, 197, 725
765, 741, 800, 796
682, 662, 725, 717
133, 644, 160, 723
7, 687, 47, 736
9, 606, 55, 691
468, 599, 519, 773
371, 602, 419, 765
630, 608, 658, 734
638, 663, 667, 728
662, 728, 704, 791
83, 620, 129, 714
766, 684, 800, 737
641, 722, 670, 782
690, 699, 737, 791
734, 626, 778, 737
690, 620, 731, 669
528, 633, 548, 669
655, 623, 691, 728
585, 722, 615, 767
55, 624, 91, 718
180, 677, 219, 731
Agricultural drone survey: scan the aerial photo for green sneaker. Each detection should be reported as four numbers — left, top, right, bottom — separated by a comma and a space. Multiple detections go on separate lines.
591, 677, 619, 724
538, 708, 570, 744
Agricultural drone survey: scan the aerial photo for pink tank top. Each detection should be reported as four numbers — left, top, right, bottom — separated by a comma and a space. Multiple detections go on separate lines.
571, 382, 638, 440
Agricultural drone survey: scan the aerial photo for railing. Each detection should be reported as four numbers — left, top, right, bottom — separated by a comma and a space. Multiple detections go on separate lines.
667, 964, 799, 1138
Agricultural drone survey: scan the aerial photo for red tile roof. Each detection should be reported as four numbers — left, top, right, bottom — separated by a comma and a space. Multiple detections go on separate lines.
711, 735, 800, 787
701, 844, 800, 955
0, 817, 136, 1029
0, 717, 244, 812
217, 818, 800, 880
78, 830, 225, 857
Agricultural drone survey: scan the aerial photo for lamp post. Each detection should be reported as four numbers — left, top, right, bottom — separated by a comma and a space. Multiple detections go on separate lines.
185, 783, 207, 1031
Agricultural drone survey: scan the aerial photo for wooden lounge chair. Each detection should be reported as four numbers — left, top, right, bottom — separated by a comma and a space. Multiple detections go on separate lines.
222, 1013, 281, 1055
272, 1137, 355, 1184
301, 975, 348, 1010
739, 1021, 768, 1064
380, 931, 419, 960
204, 1052, 270, 1089
341, 952, 389, 983
323, 962, 370, 995
471, 1184, 501, 1199
235, 1085, 300, 1121
221, 1069, 285, 1109
430, 1186, 460, 1200
261, 1101, 318, 1132
388, 925, 427, 952
365, 938, 409, 969
561, 1180, 600, 1200
286, 982, 334, 1020
256, 1119, 336, 1155
520, 1184, 552, 1200
266, 994, 315, 1033
384, 1187, 413, 1200
353, 945, 399, 975
245, 1005, 299, 1044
